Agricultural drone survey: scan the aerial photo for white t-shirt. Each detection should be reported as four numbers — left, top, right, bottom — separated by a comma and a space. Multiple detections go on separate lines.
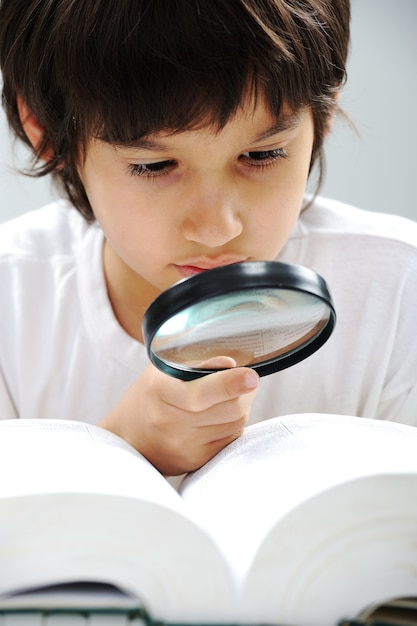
1, 196, 417, 426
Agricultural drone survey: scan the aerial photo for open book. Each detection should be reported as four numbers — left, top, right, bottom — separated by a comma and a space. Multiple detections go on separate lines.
0, 415, 417, 626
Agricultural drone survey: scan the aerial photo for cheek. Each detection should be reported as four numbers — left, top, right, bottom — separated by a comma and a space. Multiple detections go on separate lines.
81, 164, 156, 244
85, 173, 135, 219
248, 176, 306, 258
264, 198, 301, 244
257, 170, 306, 222
98, 208, 162, 266
80, 147, 148, 222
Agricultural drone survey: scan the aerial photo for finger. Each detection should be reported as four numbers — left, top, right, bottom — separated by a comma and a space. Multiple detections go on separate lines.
199, 355, 237, 369
184, 390, 255, 427
176, 415, 249, 471
162, 366, 259, 413
197, 428, 247, 468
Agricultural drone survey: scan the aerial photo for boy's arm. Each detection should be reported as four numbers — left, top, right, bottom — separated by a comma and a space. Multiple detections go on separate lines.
99, 363, 259, 476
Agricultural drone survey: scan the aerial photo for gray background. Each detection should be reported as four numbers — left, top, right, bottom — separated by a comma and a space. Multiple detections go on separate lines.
1, 0, 416, 223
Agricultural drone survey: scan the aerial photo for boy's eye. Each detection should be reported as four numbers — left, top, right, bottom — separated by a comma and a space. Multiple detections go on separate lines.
128, 160, 176, 177
240, 148, 287, 166
126, 148, 286, 178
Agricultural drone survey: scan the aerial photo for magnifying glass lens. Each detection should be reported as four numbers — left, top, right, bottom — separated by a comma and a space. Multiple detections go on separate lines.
152, 289, 330, 368
143, 262, 336, 380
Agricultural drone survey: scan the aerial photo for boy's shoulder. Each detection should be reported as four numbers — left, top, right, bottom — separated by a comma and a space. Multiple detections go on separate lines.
0, 200, 94, 259
297, 195, 417, 249
292, 196, 417, 251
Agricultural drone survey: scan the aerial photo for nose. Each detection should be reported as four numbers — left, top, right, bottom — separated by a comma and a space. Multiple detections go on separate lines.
181, 181, 243, 247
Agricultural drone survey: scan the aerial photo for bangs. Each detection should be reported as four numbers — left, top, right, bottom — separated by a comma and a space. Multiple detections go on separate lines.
53, 1, 327, 145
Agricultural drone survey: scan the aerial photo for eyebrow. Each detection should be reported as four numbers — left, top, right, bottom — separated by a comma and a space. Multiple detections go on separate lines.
109, 110, 303, 152
251, 110, 302, 143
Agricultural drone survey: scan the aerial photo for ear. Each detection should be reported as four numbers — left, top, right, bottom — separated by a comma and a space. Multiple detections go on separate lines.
16, 96, 55, 162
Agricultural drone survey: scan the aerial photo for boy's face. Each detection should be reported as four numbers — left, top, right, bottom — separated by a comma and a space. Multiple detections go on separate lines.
79, 97, 315, 329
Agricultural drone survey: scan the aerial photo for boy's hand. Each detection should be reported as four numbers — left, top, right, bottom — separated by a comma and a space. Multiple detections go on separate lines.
100, 362, 259, 476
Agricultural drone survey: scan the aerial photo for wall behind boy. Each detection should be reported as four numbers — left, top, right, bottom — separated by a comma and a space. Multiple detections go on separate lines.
0, 0, 416, 223
320, 0, 417, 222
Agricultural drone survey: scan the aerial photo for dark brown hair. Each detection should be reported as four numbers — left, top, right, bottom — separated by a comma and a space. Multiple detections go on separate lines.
0, 0, 350, 222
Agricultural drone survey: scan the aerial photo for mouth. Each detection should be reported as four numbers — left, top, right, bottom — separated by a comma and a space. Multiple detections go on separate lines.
174, 258, 248, 278
175, 265, 209, 278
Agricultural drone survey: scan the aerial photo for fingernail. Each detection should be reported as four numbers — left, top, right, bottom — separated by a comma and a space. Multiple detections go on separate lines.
244, 370, 259, 390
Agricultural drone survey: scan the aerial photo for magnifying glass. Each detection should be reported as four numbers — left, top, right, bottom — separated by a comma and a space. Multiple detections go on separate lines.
142, 261, 336, 381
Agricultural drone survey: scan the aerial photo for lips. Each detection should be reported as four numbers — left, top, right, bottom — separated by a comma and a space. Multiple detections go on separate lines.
176, 265, 209, 278
174, 258, 248, 278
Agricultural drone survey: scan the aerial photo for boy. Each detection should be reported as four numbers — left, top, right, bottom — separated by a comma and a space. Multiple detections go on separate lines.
1, 0, 417, 477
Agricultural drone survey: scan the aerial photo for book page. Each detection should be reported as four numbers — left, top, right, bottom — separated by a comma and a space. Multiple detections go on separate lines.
180, 414, 417, 623
0, 419, 171, 502
241, 473, 417, 626
0, 420, 235, 624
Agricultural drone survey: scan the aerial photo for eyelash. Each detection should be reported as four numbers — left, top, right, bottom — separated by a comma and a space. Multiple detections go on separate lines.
127, 160, 176, 178
241, 148, 288, 168
127, 148, 288, 179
